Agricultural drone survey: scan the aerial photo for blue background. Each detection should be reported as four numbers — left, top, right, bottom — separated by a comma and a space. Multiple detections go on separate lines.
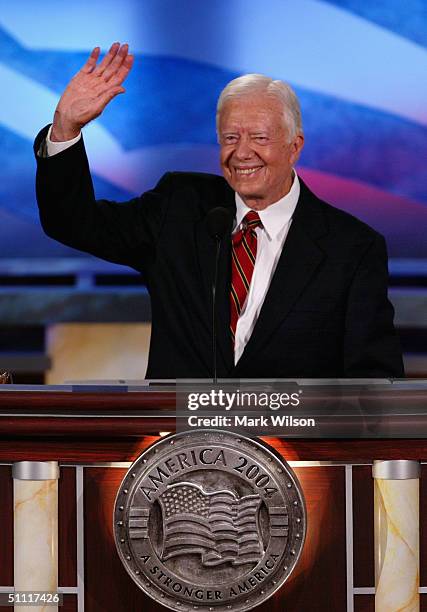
1, 0, 426, 265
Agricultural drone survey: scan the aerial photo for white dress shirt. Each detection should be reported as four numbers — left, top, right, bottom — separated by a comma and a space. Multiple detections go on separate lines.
233, 174, 300, 364
44, 125, 82, 156
43, 129, 300, 365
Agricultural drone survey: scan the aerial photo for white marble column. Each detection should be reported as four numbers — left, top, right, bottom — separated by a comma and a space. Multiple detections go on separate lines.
13, 461, 59, 612
373, 460, 420, 612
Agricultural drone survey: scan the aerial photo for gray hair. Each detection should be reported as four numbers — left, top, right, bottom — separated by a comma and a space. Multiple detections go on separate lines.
216, 74, 303, 141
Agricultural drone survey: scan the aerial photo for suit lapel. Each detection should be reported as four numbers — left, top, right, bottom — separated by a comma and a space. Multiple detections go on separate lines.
194, 181, 235, 375
235, 180, 328, 368
215, 233, 234, 374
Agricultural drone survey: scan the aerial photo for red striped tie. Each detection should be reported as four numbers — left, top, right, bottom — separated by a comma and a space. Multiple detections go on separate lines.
230, 211, 262, 342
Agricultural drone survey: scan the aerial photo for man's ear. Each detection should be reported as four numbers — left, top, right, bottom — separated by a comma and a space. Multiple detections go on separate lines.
290, 134, 304, 165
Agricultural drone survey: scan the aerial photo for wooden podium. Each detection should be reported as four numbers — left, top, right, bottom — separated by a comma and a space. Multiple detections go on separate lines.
0, 385, 426, 612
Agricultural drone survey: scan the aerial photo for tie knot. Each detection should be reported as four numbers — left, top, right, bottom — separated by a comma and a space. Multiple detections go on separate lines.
243, 211, 262, 231
232, 210, 262, 247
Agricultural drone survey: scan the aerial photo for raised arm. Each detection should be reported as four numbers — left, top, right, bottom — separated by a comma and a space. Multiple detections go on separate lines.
51, 42, 134, 142
35, 43, 172, 270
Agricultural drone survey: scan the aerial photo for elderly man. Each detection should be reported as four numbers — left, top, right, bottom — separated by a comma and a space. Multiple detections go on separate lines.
35, 43, 403, 379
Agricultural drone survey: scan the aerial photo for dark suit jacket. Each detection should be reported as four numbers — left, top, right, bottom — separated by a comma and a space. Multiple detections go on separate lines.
35, 126, 404, 379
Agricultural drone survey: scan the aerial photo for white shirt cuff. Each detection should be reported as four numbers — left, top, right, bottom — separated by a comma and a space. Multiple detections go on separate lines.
44, 125, 82, 156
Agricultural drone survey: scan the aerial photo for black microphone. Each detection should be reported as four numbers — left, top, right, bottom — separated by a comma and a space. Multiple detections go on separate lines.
206, 207, 233, 383
206, 207, 232, 241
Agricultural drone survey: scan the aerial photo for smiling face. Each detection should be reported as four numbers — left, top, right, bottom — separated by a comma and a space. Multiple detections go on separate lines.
218, 94, 304, 210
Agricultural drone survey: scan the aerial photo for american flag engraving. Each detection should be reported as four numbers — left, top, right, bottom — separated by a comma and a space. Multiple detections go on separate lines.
158, 482, 263, 567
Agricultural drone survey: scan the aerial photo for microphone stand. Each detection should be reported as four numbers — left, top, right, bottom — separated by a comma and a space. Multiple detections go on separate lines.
212, 236, 221, 384
206, 207, 232, 385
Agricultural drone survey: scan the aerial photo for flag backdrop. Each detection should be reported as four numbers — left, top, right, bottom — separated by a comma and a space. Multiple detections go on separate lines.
1, 0, 426, 263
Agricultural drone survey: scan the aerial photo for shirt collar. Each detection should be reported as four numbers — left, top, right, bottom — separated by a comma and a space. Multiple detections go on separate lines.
234, 172, 300, 240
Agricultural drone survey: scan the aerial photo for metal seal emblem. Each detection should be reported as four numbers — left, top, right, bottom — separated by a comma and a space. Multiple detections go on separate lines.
114, 430, 306, 611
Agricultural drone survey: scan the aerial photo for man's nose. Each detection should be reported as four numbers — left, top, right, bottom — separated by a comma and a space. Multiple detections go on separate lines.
234, 136, 254, 159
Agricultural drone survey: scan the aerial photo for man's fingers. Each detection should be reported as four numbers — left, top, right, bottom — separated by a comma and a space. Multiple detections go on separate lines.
93, 42, 121, 76
107, 55, 134, 86
80, 47, 101, 74
103, 43, 130, 81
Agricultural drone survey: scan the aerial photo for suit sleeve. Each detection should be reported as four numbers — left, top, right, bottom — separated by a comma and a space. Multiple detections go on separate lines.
34, 125, 172, 272
343, 233, 404, 377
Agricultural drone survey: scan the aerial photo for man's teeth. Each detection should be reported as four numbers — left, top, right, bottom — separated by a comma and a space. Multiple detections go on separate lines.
236, 167, 261, 175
